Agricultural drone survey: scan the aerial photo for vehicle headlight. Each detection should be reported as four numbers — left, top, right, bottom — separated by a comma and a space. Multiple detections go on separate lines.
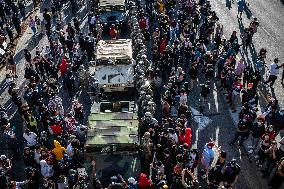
103, 85, 107, 88
121, 84, 126, 87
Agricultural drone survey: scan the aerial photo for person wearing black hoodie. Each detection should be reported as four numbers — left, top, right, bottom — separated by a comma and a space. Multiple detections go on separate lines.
248, 117, 266, 154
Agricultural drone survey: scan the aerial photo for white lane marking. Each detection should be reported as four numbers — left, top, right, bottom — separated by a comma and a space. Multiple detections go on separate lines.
191, 129, 199, 149
215, 126, 220, 147
213, 83, 219, 112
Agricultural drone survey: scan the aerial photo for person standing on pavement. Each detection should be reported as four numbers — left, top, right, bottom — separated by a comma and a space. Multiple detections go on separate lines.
6, 51, 17, 78
229, 119, 250, 146
249, 17, 259, 36
261, 140, 281, 178
231, 77, 243, 113
12, 13, 21, 36
5, 22, 13, 43
201, 141, 215, 183
235, 58, 246, 78
264, 58, 283, 88
248, 117, 265, 154
222, 159, 241, 189
43, 8, 52, 38
29, 16, 37, 38
23, 128, 38, 150
35, 15, 42, 36
237, 0, 245, 20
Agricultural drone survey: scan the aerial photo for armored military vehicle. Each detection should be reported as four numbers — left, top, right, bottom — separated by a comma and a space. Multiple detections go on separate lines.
97, 0, 128, 35
90, 39, 134, 93
86, 100, 140, 186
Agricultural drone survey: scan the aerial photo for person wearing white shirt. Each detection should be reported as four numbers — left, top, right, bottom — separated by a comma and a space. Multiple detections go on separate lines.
23, 129, 37, 148
264, 58, 283, 88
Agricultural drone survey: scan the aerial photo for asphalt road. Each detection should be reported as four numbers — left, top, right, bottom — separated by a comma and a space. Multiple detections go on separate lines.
204, 1, 284, 188
210, 0, 284, 107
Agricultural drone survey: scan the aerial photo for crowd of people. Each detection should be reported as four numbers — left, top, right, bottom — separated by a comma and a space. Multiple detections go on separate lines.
0, 0, 283, 189
134, 0, 284, 188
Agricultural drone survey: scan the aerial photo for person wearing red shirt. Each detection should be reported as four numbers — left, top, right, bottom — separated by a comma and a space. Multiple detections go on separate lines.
59, 56, 68, 77
159, 37, 167, 54
138, 173, 152, 189
262, 125, 277, 141
178, 127, 192, 147
49, 124, 63, 135
139, 17, 147, 30
109, 24, 118, 39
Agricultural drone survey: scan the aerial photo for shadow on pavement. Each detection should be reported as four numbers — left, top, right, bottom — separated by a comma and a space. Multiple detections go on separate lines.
237, 16, 245, 34
243, 4, 252, 19
0, 79, 9, 98
248, 42, 257, 62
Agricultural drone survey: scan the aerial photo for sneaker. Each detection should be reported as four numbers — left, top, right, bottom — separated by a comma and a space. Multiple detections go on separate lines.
254, 155, 259, 159
248, 149, 253, 154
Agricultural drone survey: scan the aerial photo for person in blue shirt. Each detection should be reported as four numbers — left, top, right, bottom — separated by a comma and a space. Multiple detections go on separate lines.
237, 0, 246, 19
201, 141, 215, 183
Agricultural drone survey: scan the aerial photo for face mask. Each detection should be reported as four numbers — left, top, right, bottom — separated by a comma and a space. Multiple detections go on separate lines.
269, 128, 273, 132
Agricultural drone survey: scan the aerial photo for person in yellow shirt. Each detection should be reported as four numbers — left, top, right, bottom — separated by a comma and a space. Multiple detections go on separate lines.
158, 0, 165, 13
52, 140, 66, 160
